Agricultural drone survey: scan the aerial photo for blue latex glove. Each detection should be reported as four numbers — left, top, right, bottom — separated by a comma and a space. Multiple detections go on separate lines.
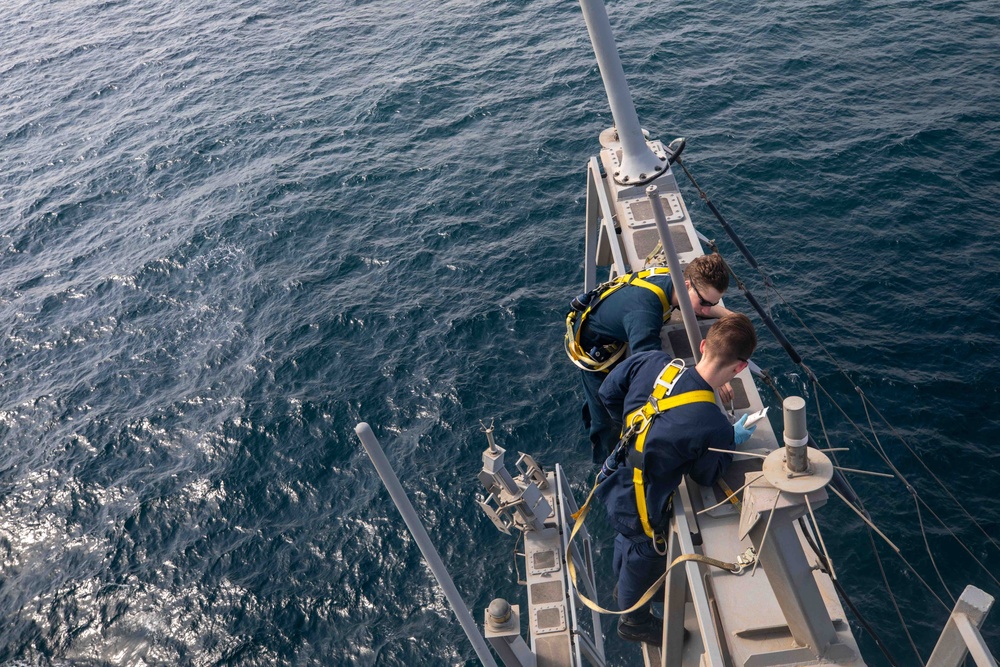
733, 413, 756, 445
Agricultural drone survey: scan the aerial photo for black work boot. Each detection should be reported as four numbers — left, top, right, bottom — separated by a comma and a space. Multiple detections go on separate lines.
617, 610, 663, 645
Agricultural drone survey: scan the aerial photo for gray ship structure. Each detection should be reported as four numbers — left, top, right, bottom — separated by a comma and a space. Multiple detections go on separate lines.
356, 1, 998, 665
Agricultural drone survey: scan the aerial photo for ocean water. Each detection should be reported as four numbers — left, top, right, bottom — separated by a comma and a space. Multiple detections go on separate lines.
1, 0, 999, 665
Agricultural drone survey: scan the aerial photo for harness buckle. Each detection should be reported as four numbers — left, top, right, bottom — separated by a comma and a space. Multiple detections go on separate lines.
652, 530, 668, 556
632, 413, 652, 434
652, 358, 686, 391
645, 359, 687, 417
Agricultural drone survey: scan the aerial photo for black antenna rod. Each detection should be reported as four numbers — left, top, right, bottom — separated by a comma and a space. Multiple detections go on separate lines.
671, 149, 804, 367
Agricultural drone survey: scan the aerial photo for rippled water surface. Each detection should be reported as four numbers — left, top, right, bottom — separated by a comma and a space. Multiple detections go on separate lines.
2, 0, 999, 664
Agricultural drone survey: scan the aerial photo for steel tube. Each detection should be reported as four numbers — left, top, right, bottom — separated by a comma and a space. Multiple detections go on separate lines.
647, 185, 702, 361
355, 422, 500, 667
783, 396, 809, 473
579, 0, 663, 184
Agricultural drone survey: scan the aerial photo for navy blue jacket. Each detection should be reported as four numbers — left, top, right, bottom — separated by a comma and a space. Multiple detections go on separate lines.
595, 350, 734, 538
579, 274, 675, 354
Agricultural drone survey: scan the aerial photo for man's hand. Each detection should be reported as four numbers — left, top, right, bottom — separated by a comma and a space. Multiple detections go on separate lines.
733, 413, 757, 445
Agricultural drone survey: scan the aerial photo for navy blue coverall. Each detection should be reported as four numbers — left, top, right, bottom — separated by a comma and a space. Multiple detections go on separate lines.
577, 273, 675, 461
595, 350, 735, 613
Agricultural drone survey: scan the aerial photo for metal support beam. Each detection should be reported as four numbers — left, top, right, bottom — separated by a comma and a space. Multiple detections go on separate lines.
585, 158, 628, 288
927, 585, 996, 667
355, 423, 500, 667
661, 525, 688, 667
673, 480, 727, 666
740, 483, 838, 659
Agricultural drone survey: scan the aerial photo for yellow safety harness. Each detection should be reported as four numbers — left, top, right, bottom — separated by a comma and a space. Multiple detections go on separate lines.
563, 267, 673, 372
623, 359, 716, 539
565, 361, 748, 616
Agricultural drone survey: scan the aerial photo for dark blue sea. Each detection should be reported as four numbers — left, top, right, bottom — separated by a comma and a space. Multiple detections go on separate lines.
2, 0, 999, 664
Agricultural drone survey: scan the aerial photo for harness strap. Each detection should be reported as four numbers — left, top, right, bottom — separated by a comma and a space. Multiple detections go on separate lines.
625, 360, 716, 539
717, 477, 743, 511
629, 276, 670, 315
566, 484, 747, 616
564, 267, 672, 372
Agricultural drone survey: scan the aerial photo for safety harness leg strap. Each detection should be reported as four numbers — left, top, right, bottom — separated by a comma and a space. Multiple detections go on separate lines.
566, 487, 748, 616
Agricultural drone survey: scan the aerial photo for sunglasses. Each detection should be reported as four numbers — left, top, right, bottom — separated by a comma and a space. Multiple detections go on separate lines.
691, 283, 719, 308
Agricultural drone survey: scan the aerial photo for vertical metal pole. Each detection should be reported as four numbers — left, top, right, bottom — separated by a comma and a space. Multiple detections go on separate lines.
484, 421, 498, 455
584, 163, 602, 292
647, 185, 702, 361
743, 485, 838, 658
355, 423, 501, 667
578, 0, 664, 184
589, 158, 629, 277
783, 396, 808, 473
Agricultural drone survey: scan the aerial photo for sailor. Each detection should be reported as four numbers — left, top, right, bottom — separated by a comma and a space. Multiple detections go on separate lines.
595, 313, 758, 644
568, 253, 732, 462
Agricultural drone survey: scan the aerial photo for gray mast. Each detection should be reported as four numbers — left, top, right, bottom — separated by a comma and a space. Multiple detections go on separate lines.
579, 0, 665, 185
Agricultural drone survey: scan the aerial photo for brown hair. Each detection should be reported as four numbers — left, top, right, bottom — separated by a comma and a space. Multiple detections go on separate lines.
684, 253, 729, 294
704, 313, 756, 365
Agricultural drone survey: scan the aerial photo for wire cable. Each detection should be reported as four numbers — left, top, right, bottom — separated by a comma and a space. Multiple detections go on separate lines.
679, 153, 1000, 562
673, 155, 999, 663
857, 393, 956, 606
812, 387, 926, 664
798, 516, 902, 667
813, 380, 1000, 591
778, 285, 1000, 559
